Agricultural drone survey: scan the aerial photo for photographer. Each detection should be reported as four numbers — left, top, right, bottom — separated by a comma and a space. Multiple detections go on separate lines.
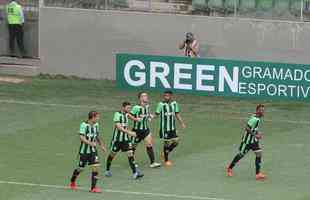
179, 32, 200, 58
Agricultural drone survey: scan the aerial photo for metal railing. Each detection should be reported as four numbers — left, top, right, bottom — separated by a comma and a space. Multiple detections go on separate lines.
1, 0, 310, 22
42, 0, 310, 21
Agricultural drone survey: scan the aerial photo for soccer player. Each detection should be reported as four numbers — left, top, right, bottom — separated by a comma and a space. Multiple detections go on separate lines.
69, 111, 107, 193
226, 104, 266, 180
128, 92, 161, 168
104, 101, 144, 179
155, 90, 186, 167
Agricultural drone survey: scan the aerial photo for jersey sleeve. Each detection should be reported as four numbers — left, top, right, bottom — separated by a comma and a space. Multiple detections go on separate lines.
79, 123, 87, 135
174, 102, 180, 113
247, 117, 259, 130
155, 103, 162, 114
95, 123, 100, 135
130, 105, 139, 116
113, 112, 121, 123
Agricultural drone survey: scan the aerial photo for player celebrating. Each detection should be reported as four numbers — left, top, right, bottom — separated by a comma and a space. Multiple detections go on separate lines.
226, 104, 266, 180
104, 101, 144, 179
69, 111, 107, 193
128, 92, 161, 168
155, 90, 186, 167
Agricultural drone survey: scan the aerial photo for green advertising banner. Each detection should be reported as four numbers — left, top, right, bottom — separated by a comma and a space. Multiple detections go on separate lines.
116, 53, 310, 100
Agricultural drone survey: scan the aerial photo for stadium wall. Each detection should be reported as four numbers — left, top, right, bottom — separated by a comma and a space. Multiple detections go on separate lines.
39, 7, 310, 80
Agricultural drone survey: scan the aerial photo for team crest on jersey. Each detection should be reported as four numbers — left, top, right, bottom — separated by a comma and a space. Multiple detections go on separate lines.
164, 112, 174, 116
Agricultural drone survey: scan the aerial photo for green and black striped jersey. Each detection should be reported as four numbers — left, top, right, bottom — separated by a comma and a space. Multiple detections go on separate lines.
111, 111, 130, 142
242, 115, 261, 144
130, 104, 150, 131
156, 101, 180, 134
78, 121, 99, 154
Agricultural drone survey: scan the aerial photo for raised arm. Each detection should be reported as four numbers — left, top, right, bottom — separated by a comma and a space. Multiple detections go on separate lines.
190, 40, 199, 57
127, 113, 141, 122
179, 40, 186, 50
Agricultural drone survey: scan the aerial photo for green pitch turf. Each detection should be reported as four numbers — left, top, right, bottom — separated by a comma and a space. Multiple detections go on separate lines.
0, 76, 310, 200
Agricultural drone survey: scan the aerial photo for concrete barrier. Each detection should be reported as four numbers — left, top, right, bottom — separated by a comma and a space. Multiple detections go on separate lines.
38, 7, 310, 80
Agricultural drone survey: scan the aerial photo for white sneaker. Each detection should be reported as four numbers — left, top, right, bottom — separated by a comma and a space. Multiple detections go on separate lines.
150, 162, 161, 168
104, 170, 112, 177
133, 171, 144, 180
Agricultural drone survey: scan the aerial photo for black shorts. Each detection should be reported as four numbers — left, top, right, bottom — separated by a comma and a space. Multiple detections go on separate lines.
160, 130, 178, 140
110, 140, 133, 153
132, 129, 151, 144
239, 141, 261, 155
78, 152, 99, 168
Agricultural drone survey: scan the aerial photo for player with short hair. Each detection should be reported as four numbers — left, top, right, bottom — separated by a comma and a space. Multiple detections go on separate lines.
226, 104, 266, 180
155, 90, 186, 167
69, 111, 107, 193
128, 92, 161, 168
104, 101, 144, 179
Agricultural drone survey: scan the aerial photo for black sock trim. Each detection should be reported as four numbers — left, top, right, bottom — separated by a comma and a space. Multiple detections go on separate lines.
106, 155, 114, 171
128, 156, 136, 174
164, 143, 170, 162
91, 171, 98, 189
229, 153, 243, 169
146, 146, 155, 164
255, 156, 262, 174
70, 169, 81, 183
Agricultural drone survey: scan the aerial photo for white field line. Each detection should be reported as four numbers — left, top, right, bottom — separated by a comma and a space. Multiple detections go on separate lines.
1, 99, 310, 125
0, 180, 230, 200
0, 99, 111, 110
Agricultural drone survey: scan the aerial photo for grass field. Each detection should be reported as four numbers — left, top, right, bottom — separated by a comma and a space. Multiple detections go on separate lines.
0, 76, 310, 200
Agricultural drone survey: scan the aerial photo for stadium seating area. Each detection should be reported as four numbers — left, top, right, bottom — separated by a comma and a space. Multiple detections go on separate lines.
41, 0, 310, 20
1, 0, 309, 21
192, 0, 310, 20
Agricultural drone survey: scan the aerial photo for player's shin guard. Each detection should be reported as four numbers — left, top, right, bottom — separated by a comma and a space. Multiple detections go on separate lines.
91, 171, 98, 189
146, 146, 155, 164
255, 156, 262, 174
106, 155, 114, 171
128, 156, 137, 174
132, 146, 136, 155
229, 153, 244, 169
70, 169, 81, 183
163, 142, 170, 162
168, 142, 178, 152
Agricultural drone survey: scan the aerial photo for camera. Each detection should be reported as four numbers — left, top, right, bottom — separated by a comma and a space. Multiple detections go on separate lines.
185, 32, 194, 45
